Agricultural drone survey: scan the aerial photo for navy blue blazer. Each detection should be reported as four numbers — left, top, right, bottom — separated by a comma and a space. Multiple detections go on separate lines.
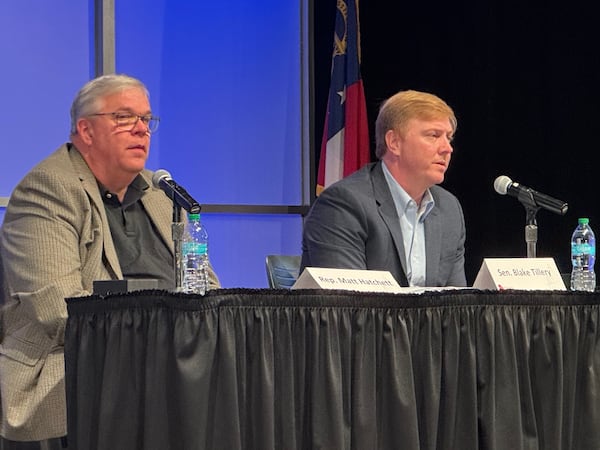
301, 162, 466, 287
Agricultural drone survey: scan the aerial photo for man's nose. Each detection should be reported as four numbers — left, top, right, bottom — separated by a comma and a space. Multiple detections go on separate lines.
440, 137, 453, 153
132, 117, 150, 135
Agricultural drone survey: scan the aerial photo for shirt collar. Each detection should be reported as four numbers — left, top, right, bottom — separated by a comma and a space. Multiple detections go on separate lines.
98, 174, 149, 208
381, 161, 435, 221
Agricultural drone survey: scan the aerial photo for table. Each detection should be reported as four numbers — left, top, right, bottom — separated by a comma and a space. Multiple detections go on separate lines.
64, 288, 600, 450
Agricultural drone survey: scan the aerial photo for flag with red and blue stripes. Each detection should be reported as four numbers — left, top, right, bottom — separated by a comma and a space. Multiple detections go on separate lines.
317, 0, 370, 195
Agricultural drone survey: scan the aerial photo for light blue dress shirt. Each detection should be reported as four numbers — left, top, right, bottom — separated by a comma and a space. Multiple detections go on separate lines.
382, 162, 435, 286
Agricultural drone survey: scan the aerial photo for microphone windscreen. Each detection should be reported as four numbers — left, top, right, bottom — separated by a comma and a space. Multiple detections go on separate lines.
152, 169, 171, 188
493, 175, 512, 195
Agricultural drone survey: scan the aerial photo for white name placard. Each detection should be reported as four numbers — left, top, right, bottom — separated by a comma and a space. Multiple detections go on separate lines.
473, 257, 566, 291
292, 267, 401, 293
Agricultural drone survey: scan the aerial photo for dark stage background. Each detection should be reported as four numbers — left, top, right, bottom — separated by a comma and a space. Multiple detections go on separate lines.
314, 1, 599, 284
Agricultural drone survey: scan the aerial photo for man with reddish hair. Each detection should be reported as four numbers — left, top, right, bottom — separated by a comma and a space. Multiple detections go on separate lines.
301, 89, 466, 288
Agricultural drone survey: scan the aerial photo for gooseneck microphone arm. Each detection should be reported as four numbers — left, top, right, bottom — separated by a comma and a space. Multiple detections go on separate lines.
494, 175, 569, 258
152, 169, 201, 214
494, 175, 568, 216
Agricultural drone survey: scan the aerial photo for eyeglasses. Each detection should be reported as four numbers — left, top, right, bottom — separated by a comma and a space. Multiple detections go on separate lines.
89, 112, 160, 133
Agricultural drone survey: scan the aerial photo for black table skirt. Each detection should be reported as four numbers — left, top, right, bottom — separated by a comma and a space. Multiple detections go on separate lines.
64, 288, 600, 450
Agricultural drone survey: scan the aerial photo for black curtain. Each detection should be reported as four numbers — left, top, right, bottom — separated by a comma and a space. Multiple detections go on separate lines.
65, 289, 600, 450
313, 1, 599, 284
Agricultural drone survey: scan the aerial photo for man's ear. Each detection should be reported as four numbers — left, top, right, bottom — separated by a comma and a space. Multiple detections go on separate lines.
385, 129, 402, 156
77, 118, 94, 145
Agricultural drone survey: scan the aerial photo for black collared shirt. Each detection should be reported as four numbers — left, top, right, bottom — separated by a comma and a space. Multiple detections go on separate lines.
101, 175, 175, 290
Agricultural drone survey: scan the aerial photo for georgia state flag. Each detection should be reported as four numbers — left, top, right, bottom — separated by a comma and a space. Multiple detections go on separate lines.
317, 0, 370, 195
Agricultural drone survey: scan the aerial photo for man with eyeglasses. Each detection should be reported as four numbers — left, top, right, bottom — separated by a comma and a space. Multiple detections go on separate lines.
0, 74, 220, 448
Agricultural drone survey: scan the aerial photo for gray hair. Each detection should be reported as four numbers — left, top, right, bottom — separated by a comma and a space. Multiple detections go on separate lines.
70, 74, 149, 135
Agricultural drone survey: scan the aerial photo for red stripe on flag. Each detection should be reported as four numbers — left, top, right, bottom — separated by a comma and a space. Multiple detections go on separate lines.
317, 112, 329, 193
343, 80, 370, 177
316, 0, 370, 195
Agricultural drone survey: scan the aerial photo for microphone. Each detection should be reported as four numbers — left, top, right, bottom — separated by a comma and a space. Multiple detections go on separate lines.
152, 169, 201, 214
493, 175, 568, 215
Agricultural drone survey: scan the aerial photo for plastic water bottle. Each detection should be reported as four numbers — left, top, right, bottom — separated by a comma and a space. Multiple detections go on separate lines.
570, 217, 596, 292
181, 213, 209, 294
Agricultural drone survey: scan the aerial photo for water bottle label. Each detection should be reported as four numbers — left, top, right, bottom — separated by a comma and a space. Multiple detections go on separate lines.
572, 242, 595, 256
183, 242, 208, 255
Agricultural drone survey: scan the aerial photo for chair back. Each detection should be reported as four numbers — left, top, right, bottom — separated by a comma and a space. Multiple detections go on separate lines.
265, 255, 301, 289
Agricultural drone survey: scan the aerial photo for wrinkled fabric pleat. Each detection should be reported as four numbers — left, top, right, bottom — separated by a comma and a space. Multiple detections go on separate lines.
64, 289, 600, 450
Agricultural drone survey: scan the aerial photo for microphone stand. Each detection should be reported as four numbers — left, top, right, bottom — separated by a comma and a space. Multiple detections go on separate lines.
171, 203, 184, 292
524, 205, 539, 258
518, 187, 540, 258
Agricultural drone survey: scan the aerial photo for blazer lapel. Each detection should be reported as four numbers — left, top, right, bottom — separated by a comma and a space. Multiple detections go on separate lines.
371, 163, 409, 286
68, 146, 123, 278
139, 173, 175, 254
424, 206, 442, 286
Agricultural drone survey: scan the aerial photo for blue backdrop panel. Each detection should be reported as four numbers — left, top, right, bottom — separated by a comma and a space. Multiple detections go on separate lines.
115, 0, 306, 287
0, 0, 305, 288
112, 0, 166, 170
0, 1, 92, 196
115, 0, 303, 206
201, 214, 303, 288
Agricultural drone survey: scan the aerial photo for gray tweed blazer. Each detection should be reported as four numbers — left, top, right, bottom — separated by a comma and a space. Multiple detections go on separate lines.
0, 143, 219, 440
